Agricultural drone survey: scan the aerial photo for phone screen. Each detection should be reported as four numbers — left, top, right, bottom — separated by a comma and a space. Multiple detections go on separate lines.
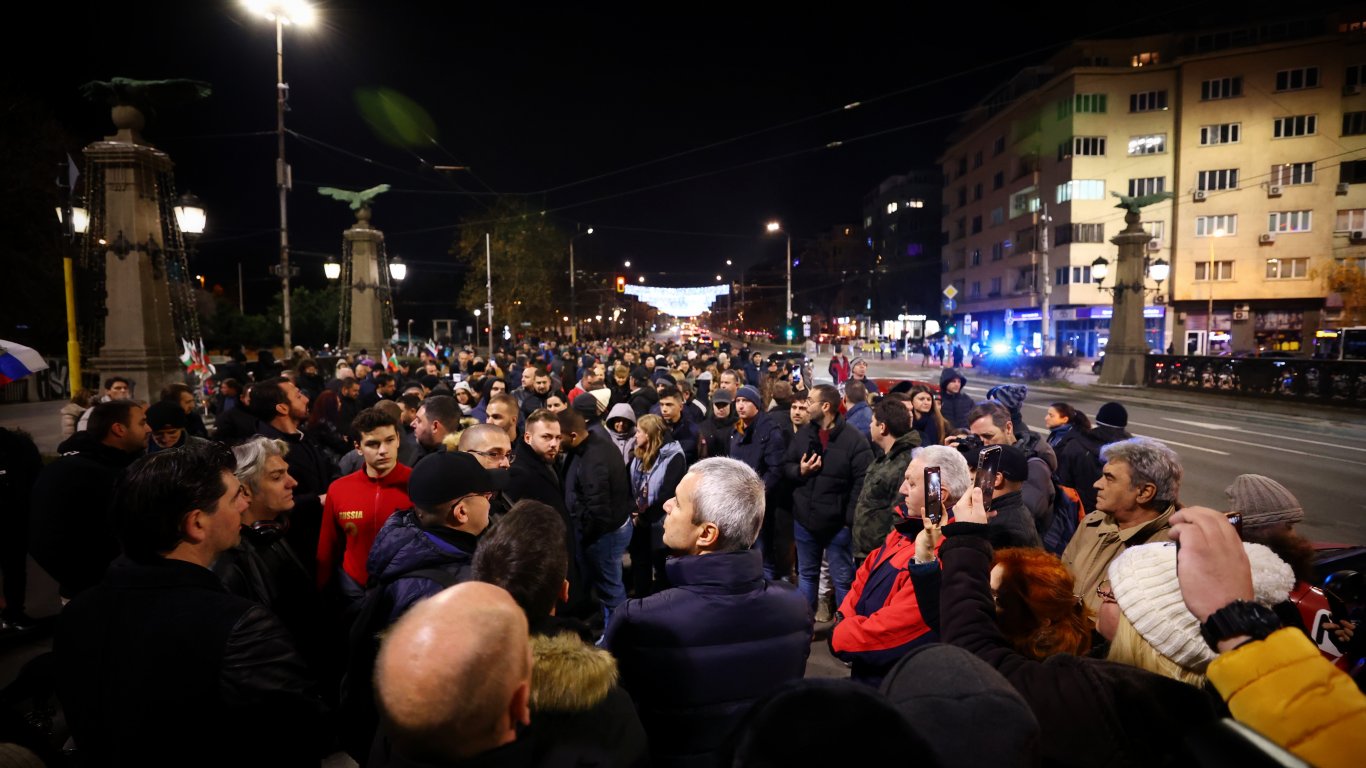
924, 466, 943, 525
976, 445, 1003, 512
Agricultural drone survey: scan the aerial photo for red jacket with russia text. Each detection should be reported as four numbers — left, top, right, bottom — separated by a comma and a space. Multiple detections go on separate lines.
317, 464, 412, 591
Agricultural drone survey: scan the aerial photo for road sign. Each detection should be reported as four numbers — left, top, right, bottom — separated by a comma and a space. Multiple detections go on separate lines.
943, 284, 959, 300
944, 298, 957, 311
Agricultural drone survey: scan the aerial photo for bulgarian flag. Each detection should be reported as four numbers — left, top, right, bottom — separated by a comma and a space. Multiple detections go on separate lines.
0, 340, 48, 386
180, 339, 196, 369
197, 340, 216, 376
386, 348, 400, 373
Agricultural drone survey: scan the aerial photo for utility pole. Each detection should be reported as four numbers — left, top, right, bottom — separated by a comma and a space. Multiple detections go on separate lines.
485, 232, 494, 360
274, 16, 294, 350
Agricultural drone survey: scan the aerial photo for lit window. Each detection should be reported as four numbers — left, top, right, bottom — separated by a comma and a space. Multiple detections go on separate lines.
1265, 258, 1308, 279
1270, 163, 1314, 186
1131, 51, 1160, 67
887, 202, 899, 214
1199, 123, 1240, 145
1194, 261, 1234, 280
1336, 209, 1366, 231
1195, 215, 1237, 237
907, 199, 924, 208
1128, 134, 1166, 155
1267, 210, 1312, 233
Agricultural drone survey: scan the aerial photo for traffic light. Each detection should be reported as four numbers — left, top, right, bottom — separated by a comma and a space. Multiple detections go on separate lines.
616, 275, 626, 293
946, 322, 957, 336
784, 326, 795, 341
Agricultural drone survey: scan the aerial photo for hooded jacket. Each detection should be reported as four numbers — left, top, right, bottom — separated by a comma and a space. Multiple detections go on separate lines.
851, 431, 921, 559
599, 403, 638, 465
29, 431, 139, 599
782, 417, 874, 534
366, 509, 479, 624
529, 631, 648, 768
628, 383, 659, 419
939, 368, 974, 429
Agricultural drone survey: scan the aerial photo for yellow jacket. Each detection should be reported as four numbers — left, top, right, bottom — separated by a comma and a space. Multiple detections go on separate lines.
1208, 627, 1366, 767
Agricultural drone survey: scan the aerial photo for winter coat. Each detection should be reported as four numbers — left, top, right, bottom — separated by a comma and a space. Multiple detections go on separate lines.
851, 431, 921, 559
986, 490, 1043, 549
844, 400, 873, 441
938, 526, 1218, 767
603, 403, 638, 465
528, 632, 649, 768
727, 413, 787, 494
939, 368, 974, 429
1207, 627, 1366, 768
365, 510, 479, 625
59, 402, 84, 440
509, 440, 589, 617
317, 464, 413, 592
566, 430, 635, 544
29, 432, 138, 599
782, 417, 875, 534
604, 549, 811, 767
1063, 505, 1174, 616
665, 416, 698, 465
697, 412, 737, 459
57, 557, 327, 766
628, 385, 659, 419
1014, 430, 1059, 537
256, 421, 338, 578
831, 524, 941, 686
911, 410, 942, 448
1054, 428, 1106, 514
630, 441, 687, 550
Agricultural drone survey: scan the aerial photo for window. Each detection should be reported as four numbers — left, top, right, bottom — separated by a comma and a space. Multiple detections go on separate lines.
954, 217, 966, 239
957, 157, 968, 176
1056, 266, 1068, 286
973, 151, 984, 169
1059, 136, 1106, 159
974, 183, 983, 201
990, 207, 1005, 226
1266, 258, 1308, 279
991, 242, 1005, 260
1195, 261, 1234, 281
971, 216, 982, 234
1270, 162, 1314, 186
1015, 226, 1036, 252
1201, 76, 1243, 100
993, 171, 1004, 190
957, 187, 967, 207
1197, 169, 1239, 191
1273, 115, 1317, 138
993, 136, 1006, 155
1274, 67, 1320, 92
1053, 223, 1105, 245
1345, 112, 1366, 136
1128, 134, 1167, 155
1010, 189, 1040, 218
1128, 177, 1166, 196
1336, 209, 1366, 231
1072, 265, 1093, 284
1196, 215, 1238, 236
1144, 220, 1166, 244
1342, 161, 1366, 184
1057, 93, 1107, 118
886, 201, 899, 214
907, 199, 925, 208
1131, 51, 1159, 67
864, 215, 873, 228
1200, 123, 1241, 145
1348, 64, 1366, 88
1056, 180, 1104, 203
1268, 210, 1312, 233
970, 281, 981, 298
1129, 90, 1168, 112
989, 277, 1002, 296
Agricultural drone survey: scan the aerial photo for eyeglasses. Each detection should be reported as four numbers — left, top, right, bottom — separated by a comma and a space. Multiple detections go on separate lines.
467, 449, 515, 464
1095, 584, 1117, 604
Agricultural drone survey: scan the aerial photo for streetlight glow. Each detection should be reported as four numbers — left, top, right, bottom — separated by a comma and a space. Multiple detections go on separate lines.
638, 276, 645, 283
766, 221, 781, 233
55, 206, 90, 235
243, 0, 316, 25
173, 193, 207, 236
388, 257, 407, 282
624, 260, 631, 267
323, 260, 341, 280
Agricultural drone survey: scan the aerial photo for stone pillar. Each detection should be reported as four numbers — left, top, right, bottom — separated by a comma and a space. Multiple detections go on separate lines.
345, 208, 386, 354
87, 106, 183, 402
1099, 209, 1150, 386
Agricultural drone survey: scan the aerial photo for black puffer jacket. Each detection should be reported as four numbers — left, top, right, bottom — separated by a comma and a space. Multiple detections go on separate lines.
1054, 429, 1106, 514
57, 557, 327, 766
938, 526, 1218, 766
782, 417, 874, 534
566, 431, 635, 543
939, 369, 974, 429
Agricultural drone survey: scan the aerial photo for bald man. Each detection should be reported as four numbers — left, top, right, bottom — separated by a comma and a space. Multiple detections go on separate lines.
375, 582, 533, 764
459, 424, 516, 524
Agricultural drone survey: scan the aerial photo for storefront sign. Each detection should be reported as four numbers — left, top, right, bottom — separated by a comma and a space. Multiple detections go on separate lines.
1073, 306, 1166, 320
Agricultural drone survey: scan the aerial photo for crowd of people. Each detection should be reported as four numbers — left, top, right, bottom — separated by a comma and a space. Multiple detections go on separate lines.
0, 333, 1363, 767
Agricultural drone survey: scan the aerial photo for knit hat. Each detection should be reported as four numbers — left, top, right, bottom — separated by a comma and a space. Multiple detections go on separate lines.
735, 385, 763, 406
408, 450, 508, 506
987, 384, 1028, 412
1225, 474, 1304, 530
145, 400, 187, 430
590, 388, 611, 415
1095, 402, 1128, 428
995, 444, 1029, 482
851, 357, 867, 368
453, 380, 475, 396
1107, 541, 1293, 672
629, 365, 649, 384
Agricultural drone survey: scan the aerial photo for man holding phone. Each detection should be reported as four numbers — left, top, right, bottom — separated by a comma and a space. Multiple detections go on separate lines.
977, 445, 1042, 549
830, 444, 969, 685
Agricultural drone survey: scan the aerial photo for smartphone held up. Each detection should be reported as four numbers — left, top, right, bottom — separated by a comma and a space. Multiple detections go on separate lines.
975, 445, 1002, 512
924, 466, 943, 525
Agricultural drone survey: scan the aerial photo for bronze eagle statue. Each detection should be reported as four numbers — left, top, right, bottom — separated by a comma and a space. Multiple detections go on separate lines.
317, 184, 392, 211
1111, 190, 1173, 214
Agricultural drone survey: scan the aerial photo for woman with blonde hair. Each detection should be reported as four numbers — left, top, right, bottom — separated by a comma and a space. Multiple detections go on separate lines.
627, 414, 687, 597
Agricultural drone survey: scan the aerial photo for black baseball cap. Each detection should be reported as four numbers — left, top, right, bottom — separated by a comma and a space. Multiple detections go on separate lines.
408, 450, 509, 506
997, 445, 1030, 482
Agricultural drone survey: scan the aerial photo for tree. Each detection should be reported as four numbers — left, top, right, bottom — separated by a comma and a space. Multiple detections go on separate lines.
453, 198, 568, 331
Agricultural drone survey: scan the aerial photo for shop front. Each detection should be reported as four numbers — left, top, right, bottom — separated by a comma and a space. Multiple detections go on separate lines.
1053, 305, 1168, 357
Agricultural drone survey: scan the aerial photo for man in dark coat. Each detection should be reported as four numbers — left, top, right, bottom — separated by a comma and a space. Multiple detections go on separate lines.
1, 427, 43, 630
783, 384, 873, 613
657, 384, 698, 464
939, 368, 974, 429
604, 458, 812, 767
508, 410, 591, 617
30, 400, 148, 601
560, 408, 635, 627
55, 442, 326, 766
728, 386, 788, 579
697, 389, 737, 459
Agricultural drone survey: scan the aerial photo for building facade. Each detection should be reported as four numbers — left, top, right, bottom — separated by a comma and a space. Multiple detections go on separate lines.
861, 170, 944, 339
940, 13, 1366, 357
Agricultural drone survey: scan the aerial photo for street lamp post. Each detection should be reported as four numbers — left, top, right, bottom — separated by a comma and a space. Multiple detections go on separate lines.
766, 221, 793, 337
569, 227, 593, 343
1206, 228, 1225, 354
473, 308, 481, 349
244, 0, 315, 350
55, 204, 90, 395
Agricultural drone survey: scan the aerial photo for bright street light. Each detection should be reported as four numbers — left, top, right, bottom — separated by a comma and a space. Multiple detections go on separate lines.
323, 260, 341, 280
388, 257, 406, 282
173, 193, 206, 236
765, 221, 781, 233
55, 206, 90, 235
765, 220, 793, 326
243, 0, 316, 25
624, 260, 631, 267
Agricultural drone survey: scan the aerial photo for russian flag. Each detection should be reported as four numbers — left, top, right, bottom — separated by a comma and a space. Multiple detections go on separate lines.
0, 340, 49, 386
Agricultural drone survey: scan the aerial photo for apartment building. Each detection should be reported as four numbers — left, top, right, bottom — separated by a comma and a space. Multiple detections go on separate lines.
861, 170, 944, 332
940, 12, 1366, 357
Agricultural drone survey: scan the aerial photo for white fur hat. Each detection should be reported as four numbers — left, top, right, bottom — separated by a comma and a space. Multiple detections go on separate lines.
1107, 541, 1294, 672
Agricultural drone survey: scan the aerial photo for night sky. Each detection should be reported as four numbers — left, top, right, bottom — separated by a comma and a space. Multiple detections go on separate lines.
21, 0, 1269, 326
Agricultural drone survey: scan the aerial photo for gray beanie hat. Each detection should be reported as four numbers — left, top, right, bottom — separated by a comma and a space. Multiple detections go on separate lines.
1108, 541, 1293, 673
1225, 474, 1304, 530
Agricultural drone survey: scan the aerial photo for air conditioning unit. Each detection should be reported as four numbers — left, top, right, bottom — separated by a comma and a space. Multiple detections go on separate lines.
1193, 190, 1208, 202
1339, 182, 1352, 195
1352, 229, 1366, 242
1146, 239, 1161, 251
1267, 184, 1283, 198
1259, 232, 1276, 244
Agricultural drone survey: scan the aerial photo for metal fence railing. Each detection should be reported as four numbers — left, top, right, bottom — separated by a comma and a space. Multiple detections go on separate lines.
1145, 355, 1366, 408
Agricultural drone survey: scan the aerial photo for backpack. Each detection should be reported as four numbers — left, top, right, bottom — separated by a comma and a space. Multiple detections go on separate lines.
337, 567, 464, 763
1042, 478, 1084, 556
